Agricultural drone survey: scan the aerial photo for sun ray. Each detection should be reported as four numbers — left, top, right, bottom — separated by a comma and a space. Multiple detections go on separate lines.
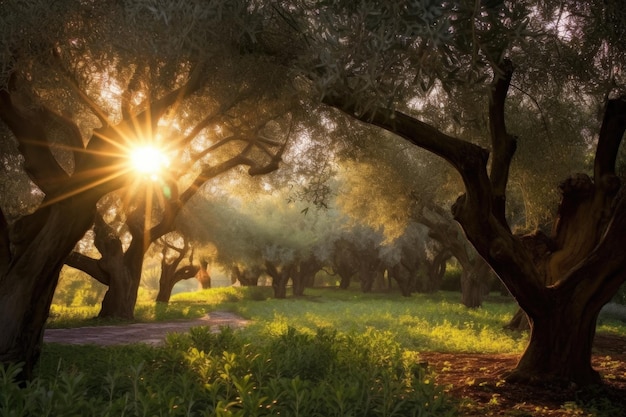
129, 145, 170, 180
41, 164, 133, 207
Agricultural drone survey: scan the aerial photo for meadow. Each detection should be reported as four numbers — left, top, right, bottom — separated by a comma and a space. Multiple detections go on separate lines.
4, 287, 626, 416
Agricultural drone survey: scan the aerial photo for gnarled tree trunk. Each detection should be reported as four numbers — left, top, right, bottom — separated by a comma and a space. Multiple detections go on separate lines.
422, 204, 493, 307
427, 250, 450, 290
332, 238, 358, 289
0, 197, 99, 381
67, 211, 146, 320
357, 244, 382, 293
156, 241, 199, 303
0, 82, 126, 380
390, 262, 414, 297
156, 265, 199, 303
292, 256, 320, 296
510, 299, 601, 385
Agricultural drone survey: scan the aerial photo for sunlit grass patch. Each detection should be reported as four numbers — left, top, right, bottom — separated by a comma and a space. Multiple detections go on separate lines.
47, 286, 272, 328
49, 287, 625, 355
597, 321, 626, 338
48, 305, 102, 328
235, 290, 528, 354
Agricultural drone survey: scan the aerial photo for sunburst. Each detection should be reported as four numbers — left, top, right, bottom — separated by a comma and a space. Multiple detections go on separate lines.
129, 144, 171, 181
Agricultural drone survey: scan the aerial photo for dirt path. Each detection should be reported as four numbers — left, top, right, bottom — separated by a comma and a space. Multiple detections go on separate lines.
44, 311, 250, 346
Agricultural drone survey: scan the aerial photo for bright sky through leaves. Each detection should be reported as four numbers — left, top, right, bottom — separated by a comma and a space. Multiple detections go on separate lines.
129, 145, 170, 180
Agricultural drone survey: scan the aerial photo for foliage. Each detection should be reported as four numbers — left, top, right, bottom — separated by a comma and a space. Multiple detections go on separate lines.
16, 325, 457, 417
35, 287, 626, 415
53, 267, 107, 307
440, 262, 462, 292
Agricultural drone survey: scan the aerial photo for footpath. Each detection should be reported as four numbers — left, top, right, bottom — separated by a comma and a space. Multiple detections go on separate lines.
43, 311, 250, 346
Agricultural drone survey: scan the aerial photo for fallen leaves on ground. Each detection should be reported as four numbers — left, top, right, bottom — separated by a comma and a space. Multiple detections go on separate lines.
420, 334, 626, 416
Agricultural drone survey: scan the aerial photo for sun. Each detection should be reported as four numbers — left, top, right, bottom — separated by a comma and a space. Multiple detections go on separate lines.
129, 145, 170, 180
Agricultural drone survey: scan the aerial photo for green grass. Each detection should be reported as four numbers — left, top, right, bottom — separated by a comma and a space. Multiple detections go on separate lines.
48, 287, 527, 353
47, 286, 626, 352
33, 288, 473, 417
230, 289, 528, 354
46, 286, 259, 329
21, 287, 626, 416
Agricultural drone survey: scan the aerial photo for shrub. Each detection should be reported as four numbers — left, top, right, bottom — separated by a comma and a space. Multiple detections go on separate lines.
53, 268, 106, 307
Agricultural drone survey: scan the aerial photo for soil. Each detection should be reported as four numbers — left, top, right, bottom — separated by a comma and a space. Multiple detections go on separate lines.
421, 334, 626, 417
44, 313, 626, 416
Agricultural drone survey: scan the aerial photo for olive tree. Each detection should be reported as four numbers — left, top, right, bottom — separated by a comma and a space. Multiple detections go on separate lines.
282, 0, 626, 385
0, 0, 295, 379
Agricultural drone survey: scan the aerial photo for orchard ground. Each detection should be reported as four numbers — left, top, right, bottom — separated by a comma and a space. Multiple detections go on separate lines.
44, 310, 626, 417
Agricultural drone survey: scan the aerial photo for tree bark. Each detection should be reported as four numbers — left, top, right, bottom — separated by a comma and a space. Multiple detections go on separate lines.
356, 244, 382, 293
332, 239, 358, 289
0, 83, 121, 380
89, 210, 146, 319
390, 263, 413, 297
0, 194, 99, 381
292, 257, 320, 296
421, 205, 492, 307
460, 259, 491, 309
505, 308, 530, 331
427, 249, 449, 290
506, 299, 600, 385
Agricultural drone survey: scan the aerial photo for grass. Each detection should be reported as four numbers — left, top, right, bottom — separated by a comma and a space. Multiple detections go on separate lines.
34, 288, 499, 416
32, 287, 478, 416
32, 287, 626, 416
230, 289, 528, 354
47, 286, 626, 352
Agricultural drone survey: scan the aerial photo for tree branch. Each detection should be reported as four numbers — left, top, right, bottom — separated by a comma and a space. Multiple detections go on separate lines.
93, 213, 123, 260
550, 96, 626, 297
594, 96, 626, 192
0, 90, 72, 196
126, 61, 207, 136
52, 48, 111, 129
547, 97, 626, 282
66, 62, 210, 204
322, 94, 493, 214
65, 251, 110, 285
488, 59, 517, 229
160, 238, 188, 257
322, 94, 550, 317
555, 190, 626, 308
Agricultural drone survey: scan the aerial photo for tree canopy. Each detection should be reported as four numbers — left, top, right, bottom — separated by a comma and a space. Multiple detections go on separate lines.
1, 0, 626, 387
0, 0, 299, 379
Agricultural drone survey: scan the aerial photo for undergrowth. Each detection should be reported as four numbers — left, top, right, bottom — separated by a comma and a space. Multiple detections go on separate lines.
32, 287, 626, 416
5, 326, 456, 417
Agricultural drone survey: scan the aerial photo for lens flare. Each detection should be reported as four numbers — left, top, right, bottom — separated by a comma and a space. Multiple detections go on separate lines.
129, 145, 170, 180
